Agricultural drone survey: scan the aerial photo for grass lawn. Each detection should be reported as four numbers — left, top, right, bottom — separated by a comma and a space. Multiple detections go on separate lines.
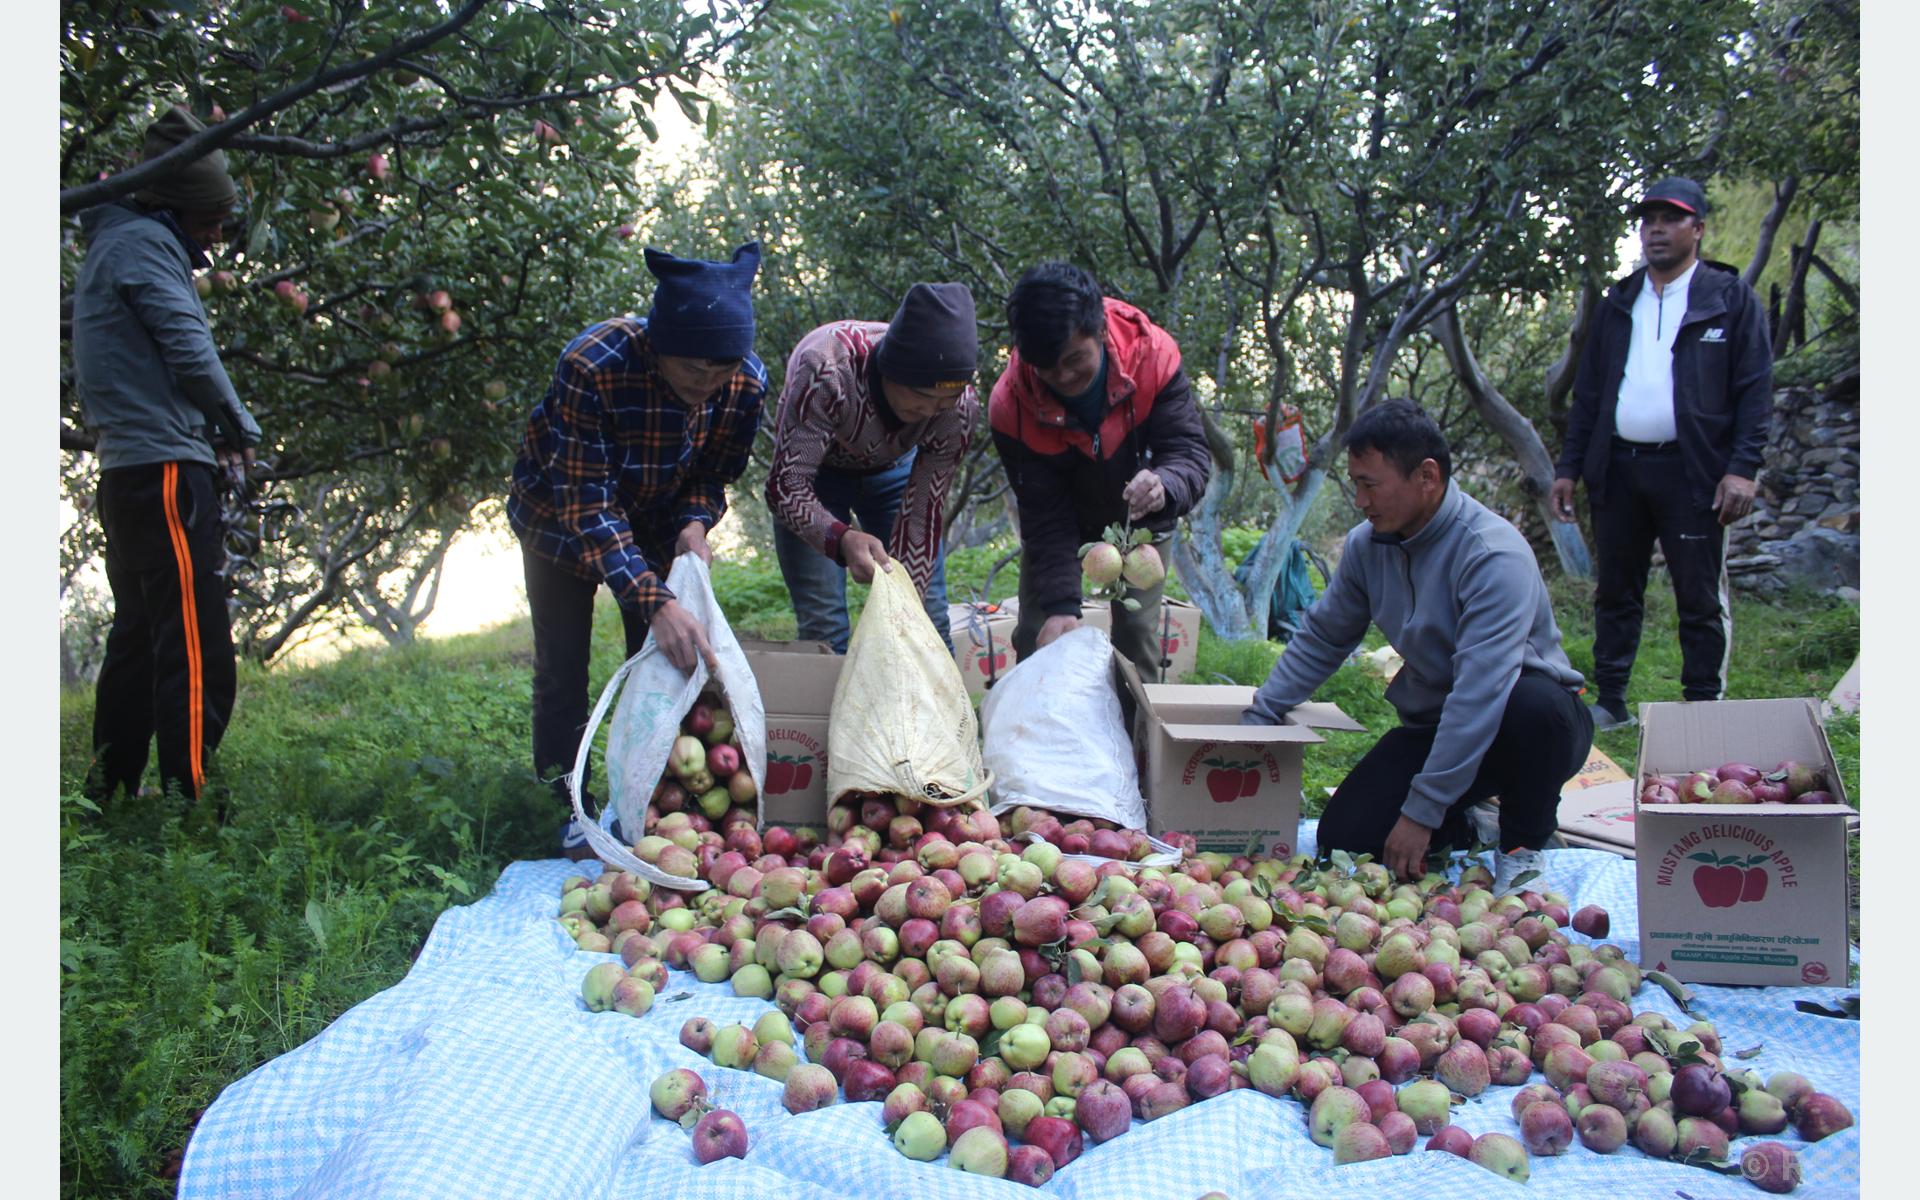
57, 549, 1859, 1199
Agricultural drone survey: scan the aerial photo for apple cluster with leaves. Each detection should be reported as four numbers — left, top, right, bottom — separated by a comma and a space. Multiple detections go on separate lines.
1080, 525, 1166, 614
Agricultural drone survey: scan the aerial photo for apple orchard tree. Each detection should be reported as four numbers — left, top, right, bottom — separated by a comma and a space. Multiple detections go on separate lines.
60, 0, 777, 661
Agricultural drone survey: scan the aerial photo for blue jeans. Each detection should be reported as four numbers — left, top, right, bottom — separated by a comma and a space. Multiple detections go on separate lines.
772, 450, 952, 653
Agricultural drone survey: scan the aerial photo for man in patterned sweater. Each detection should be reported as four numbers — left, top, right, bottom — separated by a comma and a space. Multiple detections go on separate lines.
509, 241, 765, 855
766, 282, 978, 651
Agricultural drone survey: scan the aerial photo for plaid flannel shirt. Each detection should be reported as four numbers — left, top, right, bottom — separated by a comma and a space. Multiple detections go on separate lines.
508, 317, 766, 616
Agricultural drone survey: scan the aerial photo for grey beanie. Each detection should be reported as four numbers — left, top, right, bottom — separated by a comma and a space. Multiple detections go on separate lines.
134, 105, 240, 217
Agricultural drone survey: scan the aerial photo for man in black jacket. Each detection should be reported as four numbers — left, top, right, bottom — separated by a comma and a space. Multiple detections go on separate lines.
988, 263, 1212, 681
1551, 178, 1773, 729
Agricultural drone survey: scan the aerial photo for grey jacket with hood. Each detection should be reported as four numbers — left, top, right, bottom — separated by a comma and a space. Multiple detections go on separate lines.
71, 202, 261, 471
1241, 481, 1583, 830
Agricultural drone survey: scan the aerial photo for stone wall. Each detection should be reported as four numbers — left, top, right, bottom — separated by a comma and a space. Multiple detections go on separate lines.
1726, 375, 1860, 599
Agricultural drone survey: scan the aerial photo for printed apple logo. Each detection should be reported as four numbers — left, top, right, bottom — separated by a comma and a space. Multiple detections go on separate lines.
976, 649, 1008, 675
766, 753, 815, 795
1161, 634, 1181, 656
1202, 758, 1261, 803
1688, 851, 1771, 907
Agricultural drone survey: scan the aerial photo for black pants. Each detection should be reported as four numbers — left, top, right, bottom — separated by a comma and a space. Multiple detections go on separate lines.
1590, 441, 1730, 704
1317, 672, 1593, 857
523, 545, 650, 807
88, 461, 237, 802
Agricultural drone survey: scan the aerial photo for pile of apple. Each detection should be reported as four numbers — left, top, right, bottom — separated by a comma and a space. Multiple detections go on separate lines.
1639, 760, 1835, 806
558, 825, 1854, 1190
629, 690, 763, 879
1000, 805, 1187, 864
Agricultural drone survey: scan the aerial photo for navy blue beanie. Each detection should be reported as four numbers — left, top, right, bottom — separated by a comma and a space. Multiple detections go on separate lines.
644, 240, 761, 359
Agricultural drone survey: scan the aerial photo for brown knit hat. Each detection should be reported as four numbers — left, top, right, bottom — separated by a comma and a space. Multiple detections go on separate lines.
134, 105, 239, 217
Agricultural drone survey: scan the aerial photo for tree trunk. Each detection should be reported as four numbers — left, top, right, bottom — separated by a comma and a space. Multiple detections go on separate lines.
1431, 304, 1594, 579
1777, 219, 1821, 349
1742, 176, 1800, 288
1169, 407, 1255, 639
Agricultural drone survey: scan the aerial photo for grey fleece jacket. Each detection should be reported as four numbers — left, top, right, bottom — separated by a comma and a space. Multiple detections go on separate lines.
71, 203, 261, 471
1241, 481, 1583, 830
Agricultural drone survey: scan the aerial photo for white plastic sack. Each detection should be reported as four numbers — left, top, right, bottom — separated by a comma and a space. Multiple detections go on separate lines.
982, 625, 1151, 831
828, 566, 990, 807
567, 554, 766, 890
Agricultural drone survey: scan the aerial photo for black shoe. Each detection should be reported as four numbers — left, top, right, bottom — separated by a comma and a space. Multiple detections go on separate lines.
1590, 700, 1637, 731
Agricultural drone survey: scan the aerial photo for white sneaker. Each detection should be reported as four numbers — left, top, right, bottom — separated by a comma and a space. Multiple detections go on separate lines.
1494, 846, 1547, 894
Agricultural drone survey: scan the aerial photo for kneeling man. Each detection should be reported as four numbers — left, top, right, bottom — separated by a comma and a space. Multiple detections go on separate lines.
1241, 400, 1592, 888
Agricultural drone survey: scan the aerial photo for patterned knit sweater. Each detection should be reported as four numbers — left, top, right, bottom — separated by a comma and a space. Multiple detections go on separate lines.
764, 320, 976, 595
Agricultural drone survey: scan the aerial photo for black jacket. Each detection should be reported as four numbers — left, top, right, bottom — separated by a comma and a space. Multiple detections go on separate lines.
1556, 259, 1772, 510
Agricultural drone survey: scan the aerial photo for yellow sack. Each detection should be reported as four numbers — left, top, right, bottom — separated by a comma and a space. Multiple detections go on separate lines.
828, 566, 991, 807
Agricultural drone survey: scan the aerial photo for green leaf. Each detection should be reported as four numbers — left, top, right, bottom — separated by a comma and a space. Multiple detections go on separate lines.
1645, 969, 1696, 1014
1792, 996, 1860, 1020
69, 794, 102, 814
1330, 849, 1355, 874
979, 1027, 1006, 1059
425, 863, 472, 897
1499, 869, 1541, 894
1130, 528, 1152, 545
1732, 1043, 1764, 1059
670, 86, 704, 126
1120, 597, 1142, 612
304, 900, 328, 948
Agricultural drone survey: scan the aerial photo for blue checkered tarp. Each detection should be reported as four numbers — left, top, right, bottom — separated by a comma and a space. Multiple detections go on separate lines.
177, 823, 1861, 1199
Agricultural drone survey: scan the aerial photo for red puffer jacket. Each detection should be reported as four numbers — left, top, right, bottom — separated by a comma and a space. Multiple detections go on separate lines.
988, 298, 1211, 618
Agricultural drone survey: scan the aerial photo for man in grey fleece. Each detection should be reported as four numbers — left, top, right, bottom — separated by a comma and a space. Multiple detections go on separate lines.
72, 104, 262, 804
1241, 400, 1591, 889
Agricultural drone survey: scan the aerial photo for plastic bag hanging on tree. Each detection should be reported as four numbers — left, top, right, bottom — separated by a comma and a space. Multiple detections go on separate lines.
828, 566, 990, 807
567, 554, 766, 889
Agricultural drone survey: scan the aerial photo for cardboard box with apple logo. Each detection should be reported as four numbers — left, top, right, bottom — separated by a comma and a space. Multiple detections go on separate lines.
947, 602, 1018, 699
1632, 698, 1856, 988
967, 597, 1204, 690
736, 640, 842, 832
1115, 656, 1361, 857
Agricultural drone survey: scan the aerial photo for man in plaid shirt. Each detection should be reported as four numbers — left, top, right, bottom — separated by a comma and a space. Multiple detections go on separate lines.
508, 241, 765, 854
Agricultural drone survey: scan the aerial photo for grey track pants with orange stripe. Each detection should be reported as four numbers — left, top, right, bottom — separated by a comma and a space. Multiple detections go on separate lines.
87, 461, 238, 803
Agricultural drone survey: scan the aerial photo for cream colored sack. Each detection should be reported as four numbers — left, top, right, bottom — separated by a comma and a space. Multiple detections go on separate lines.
828, 566, 990, 807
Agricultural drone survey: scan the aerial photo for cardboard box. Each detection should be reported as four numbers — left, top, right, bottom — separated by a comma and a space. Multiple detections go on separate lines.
1553, 746, 1638, 855
739, 640, 841, 831
1633, 698, 1855, 988
1828, 654, 1860, 715
1116, 656, 1362, 857
1024, 596, 1203, 682
948, 602, 1018, 698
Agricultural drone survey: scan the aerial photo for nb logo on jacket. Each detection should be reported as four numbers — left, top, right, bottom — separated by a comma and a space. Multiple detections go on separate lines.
1699, 327, 1726, 342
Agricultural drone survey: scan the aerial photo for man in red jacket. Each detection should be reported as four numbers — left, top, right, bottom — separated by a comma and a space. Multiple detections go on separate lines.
990, 263, 1212, 681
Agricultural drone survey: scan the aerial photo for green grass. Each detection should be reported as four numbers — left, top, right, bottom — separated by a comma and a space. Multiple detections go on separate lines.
58, 560, 1860, 1198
